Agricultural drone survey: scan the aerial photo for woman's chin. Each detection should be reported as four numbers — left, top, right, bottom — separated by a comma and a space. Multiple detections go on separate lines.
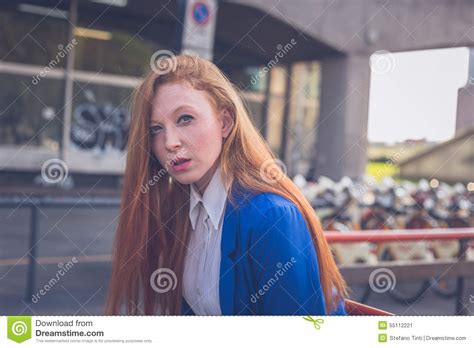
170, 173, 198, 185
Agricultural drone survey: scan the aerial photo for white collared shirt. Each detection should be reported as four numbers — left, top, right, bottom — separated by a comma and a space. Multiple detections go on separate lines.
183, 165, 230, 315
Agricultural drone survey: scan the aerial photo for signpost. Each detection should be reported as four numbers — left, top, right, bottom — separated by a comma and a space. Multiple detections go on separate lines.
179, 0, 218, 61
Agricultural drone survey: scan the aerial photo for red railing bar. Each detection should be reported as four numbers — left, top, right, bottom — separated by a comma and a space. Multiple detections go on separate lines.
344, 299, 394, 316
324, 228, 474, 243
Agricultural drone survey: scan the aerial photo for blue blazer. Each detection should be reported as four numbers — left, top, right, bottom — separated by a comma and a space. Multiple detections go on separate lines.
182, 185, 346, 315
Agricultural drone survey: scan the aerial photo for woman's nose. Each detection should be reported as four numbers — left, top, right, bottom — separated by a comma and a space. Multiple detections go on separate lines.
164, 127, 182, 151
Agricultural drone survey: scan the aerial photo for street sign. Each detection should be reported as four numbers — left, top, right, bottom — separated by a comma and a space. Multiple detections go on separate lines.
181, 0, 217, 61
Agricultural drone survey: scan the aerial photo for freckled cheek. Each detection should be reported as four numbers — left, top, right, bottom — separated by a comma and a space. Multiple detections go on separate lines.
190, 126, 222, 158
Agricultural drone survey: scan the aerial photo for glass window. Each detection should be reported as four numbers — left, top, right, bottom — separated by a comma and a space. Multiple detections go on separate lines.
0, 72, 64, 150
265, 66, 288, 155
66, 80, 134, 173
228, 66, 268, 93
69, 81, 133, 153
73, 20, 161, 77
0, 9, 69, 67
244, 98, 264, 131
266, 95, 285, 154
286, 62, 321, 176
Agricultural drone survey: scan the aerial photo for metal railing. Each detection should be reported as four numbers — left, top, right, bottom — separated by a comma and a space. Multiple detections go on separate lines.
2, 195, 473, 315
0, 195, 121, 302
326, 228, 474, 315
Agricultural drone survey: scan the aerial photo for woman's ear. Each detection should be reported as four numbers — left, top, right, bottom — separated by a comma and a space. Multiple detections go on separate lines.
221, 109, 235, 139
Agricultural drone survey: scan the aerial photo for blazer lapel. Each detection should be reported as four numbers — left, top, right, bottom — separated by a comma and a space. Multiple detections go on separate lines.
219, 183, 248, 315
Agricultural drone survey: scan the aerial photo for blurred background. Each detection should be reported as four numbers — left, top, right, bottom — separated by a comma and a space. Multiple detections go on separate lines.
0, 0, 473, 316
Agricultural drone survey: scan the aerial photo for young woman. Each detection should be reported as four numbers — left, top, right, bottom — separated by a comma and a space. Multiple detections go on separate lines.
106, 55, 348, 315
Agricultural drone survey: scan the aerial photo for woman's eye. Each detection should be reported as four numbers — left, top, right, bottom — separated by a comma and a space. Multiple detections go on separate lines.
149, 125, 162, 135
177, 114, 193, 124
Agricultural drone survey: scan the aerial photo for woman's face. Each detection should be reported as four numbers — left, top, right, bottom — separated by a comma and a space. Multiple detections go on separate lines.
150, 81, 233, 192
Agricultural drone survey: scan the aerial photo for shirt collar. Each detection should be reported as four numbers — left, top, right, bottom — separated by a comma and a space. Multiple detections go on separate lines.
189, 165, 230, 231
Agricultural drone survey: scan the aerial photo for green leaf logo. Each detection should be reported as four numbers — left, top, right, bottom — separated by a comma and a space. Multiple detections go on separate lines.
303, 315, 325, 330
7, 316, 32, 343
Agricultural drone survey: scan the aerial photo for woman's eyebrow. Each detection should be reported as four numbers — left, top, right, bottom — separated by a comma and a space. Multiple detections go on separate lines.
172, 104, 196, 115
150, 105, 196, 125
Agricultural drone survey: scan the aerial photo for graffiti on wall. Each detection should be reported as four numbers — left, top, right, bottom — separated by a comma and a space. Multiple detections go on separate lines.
70, 91, 130, 152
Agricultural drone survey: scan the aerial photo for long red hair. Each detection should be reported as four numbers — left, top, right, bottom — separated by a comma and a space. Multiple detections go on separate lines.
105, 55, 347, 315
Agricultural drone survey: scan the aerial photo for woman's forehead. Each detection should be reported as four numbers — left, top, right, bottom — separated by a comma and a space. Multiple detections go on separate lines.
151, 82, 212, 121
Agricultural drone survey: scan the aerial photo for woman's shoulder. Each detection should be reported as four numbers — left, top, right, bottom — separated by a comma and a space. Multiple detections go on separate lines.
236, 190, 297, 215
234, 190, 308, 239
229, 187, 307, 234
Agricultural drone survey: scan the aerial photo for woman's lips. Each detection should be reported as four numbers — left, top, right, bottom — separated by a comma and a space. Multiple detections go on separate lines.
171, 159, 192, 172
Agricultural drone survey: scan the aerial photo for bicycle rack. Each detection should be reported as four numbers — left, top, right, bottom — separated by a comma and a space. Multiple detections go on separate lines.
326, 228, 474, 315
